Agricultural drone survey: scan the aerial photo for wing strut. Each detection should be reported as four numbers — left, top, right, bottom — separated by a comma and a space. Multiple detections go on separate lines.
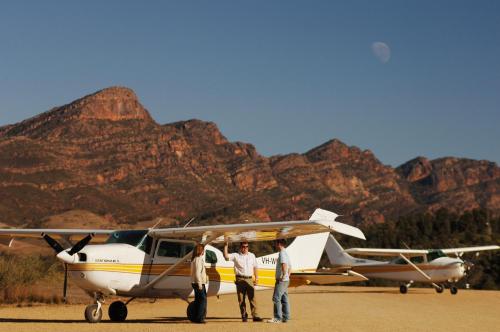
398, 253, 441, 289
137, 234, 219, 293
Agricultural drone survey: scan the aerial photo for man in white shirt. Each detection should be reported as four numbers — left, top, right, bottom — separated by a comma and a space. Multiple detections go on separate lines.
224, 241, 263, 322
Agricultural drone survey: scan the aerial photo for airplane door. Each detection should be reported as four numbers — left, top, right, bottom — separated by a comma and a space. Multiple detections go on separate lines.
148, 240, 194, 288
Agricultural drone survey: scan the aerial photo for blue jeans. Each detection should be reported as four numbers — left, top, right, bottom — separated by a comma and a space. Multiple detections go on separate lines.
192, 283, 207, 322
272, 280, 290, 321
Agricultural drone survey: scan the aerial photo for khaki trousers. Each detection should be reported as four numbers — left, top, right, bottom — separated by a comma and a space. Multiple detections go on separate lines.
235, 277, 258, 318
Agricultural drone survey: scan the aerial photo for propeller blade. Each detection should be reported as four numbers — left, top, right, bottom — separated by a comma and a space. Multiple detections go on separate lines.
63, 263, 68, 303
42, 233, 64, 254
67, 234, 94, 256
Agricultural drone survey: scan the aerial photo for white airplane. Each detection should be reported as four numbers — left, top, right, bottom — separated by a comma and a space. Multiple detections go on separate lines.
0, 208, 366, 323
325, 234, 499, 294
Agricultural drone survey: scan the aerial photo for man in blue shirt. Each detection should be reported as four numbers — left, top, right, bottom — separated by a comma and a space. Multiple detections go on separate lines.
267, 238, 291, 323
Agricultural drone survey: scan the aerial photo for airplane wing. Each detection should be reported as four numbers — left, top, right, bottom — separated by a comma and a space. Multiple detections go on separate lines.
149, 218, 366, 243
291, 270, 368, 285
441, 245, 500, 255
344, 248, 428, 257
0, 229, 115, 243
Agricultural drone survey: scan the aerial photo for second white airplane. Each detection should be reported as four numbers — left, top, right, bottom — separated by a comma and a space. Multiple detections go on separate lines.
325, 234, 499, 294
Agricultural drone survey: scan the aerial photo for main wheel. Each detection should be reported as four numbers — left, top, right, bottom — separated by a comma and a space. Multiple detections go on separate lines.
450, 286, 458, 295
399, 285, 408, 294
435, 285, 444, 293
187, 301, 197, 322
108, 301, 128, 322
186, 301, 207, 322
84, 304, 103, 323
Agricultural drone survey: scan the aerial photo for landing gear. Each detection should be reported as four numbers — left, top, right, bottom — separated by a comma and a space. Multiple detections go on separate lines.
109, 301, 128, 322
84, 293, 104, 323
187, 301, 206, 323
187, 301, 196, 322
434, 284, 445, 293
399, 281, 413, 294
450, 285, 458, 295
85, 304, 103, 323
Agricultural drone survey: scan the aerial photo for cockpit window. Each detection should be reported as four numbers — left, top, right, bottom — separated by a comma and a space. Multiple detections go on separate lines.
427, 249, 446, 261
106, 230, 150, 252
137, 235, 153, 254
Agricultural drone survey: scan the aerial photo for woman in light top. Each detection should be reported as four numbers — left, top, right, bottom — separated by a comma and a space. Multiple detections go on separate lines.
190, 244, 208, 323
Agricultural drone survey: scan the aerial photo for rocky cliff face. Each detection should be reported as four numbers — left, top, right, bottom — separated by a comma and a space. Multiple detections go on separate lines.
0, 87, 498, 227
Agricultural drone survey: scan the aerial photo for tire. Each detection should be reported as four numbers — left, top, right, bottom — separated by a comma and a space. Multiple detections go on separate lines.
450, 286, 458, 295
186, 301, 207, 322
435, 285, 444, 293
187, 301, 197, 322
108, 301, 128, 322
84, 304, 103, 323
399, 285, 408, 294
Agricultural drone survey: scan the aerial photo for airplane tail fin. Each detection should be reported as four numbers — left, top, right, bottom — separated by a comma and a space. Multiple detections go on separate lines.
285, 208, 337, 272
325, 234, 357, 267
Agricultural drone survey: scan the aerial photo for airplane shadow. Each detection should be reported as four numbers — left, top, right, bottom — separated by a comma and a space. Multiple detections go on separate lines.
0, 316, 242, 324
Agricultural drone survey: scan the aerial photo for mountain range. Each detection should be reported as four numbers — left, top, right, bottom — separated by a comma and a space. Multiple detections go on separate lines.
0, 87, 498, 228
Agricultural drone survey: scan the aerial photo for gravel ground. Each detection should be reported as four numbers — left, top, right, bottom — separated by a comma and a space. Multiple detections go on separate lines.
0, 286, 499, 332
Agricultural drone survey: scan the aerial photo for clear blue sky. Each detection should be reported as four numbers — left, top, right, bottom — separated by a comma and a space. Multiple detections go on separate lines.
0, 1, 499, 166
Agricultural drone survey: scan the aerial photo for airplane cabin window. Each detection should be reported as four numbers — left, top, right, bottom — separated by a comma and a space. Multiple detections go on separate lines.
392, 256, 424, 264
205, 249, 217, 264
157, 241, 194, 258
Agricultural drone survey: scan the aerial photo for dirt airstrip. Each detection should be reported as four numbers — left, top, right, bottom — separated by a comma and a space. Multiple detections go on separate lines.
0, 286, 499, 332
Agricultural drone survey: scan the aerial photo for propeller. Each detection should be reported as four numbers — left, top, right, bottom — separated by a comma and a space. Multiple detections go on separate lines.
67, 234, 93, 255
462, 252, 480, 289
42, 233, 95, 303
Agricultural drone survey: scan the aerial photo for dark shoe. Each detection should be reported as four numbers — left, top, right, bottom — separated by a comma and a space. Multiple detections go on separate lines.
253, 317, 263, 322
242, 313, 248, 322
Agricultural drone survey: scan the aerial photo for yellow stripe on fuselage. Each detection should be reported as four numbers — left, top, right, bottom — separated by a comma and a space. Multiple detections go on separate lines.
68, 263, 312, 287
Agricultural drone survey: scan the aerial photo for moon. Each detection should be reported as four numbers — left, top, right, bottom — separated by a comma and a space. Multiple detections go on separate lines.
371, 42, 391, 63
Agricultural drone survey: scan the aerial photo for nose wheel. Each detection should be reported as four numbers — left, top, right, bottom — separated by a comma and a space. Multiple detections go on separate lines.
84, 293, 104, 323
450, 285, 458, 295
84, 304, 103, 323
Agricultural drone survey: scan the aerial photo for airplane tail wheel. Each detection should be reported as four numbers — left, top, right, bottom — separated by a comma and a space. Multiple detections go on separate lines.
109, 301, 128, 322
435, 285, 444, 294
399, 285, 408, 294
84, 304, 103, 323
450, 286, 458, 295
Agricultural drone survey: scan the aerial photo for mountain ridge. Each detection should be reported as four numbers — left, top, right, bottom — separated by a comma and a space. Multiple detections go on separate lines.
0, 87, 498, 227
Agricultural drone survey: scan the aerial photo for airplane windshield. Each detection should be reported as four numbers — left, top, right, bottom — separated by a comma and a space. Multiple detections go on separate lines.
106, 230, 148, 247
427, 249, 446, 261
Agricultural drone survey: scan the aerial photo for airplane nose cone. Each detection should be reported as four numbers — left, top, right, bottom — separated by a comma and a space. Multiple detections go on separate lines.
56, 251, 77, 264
